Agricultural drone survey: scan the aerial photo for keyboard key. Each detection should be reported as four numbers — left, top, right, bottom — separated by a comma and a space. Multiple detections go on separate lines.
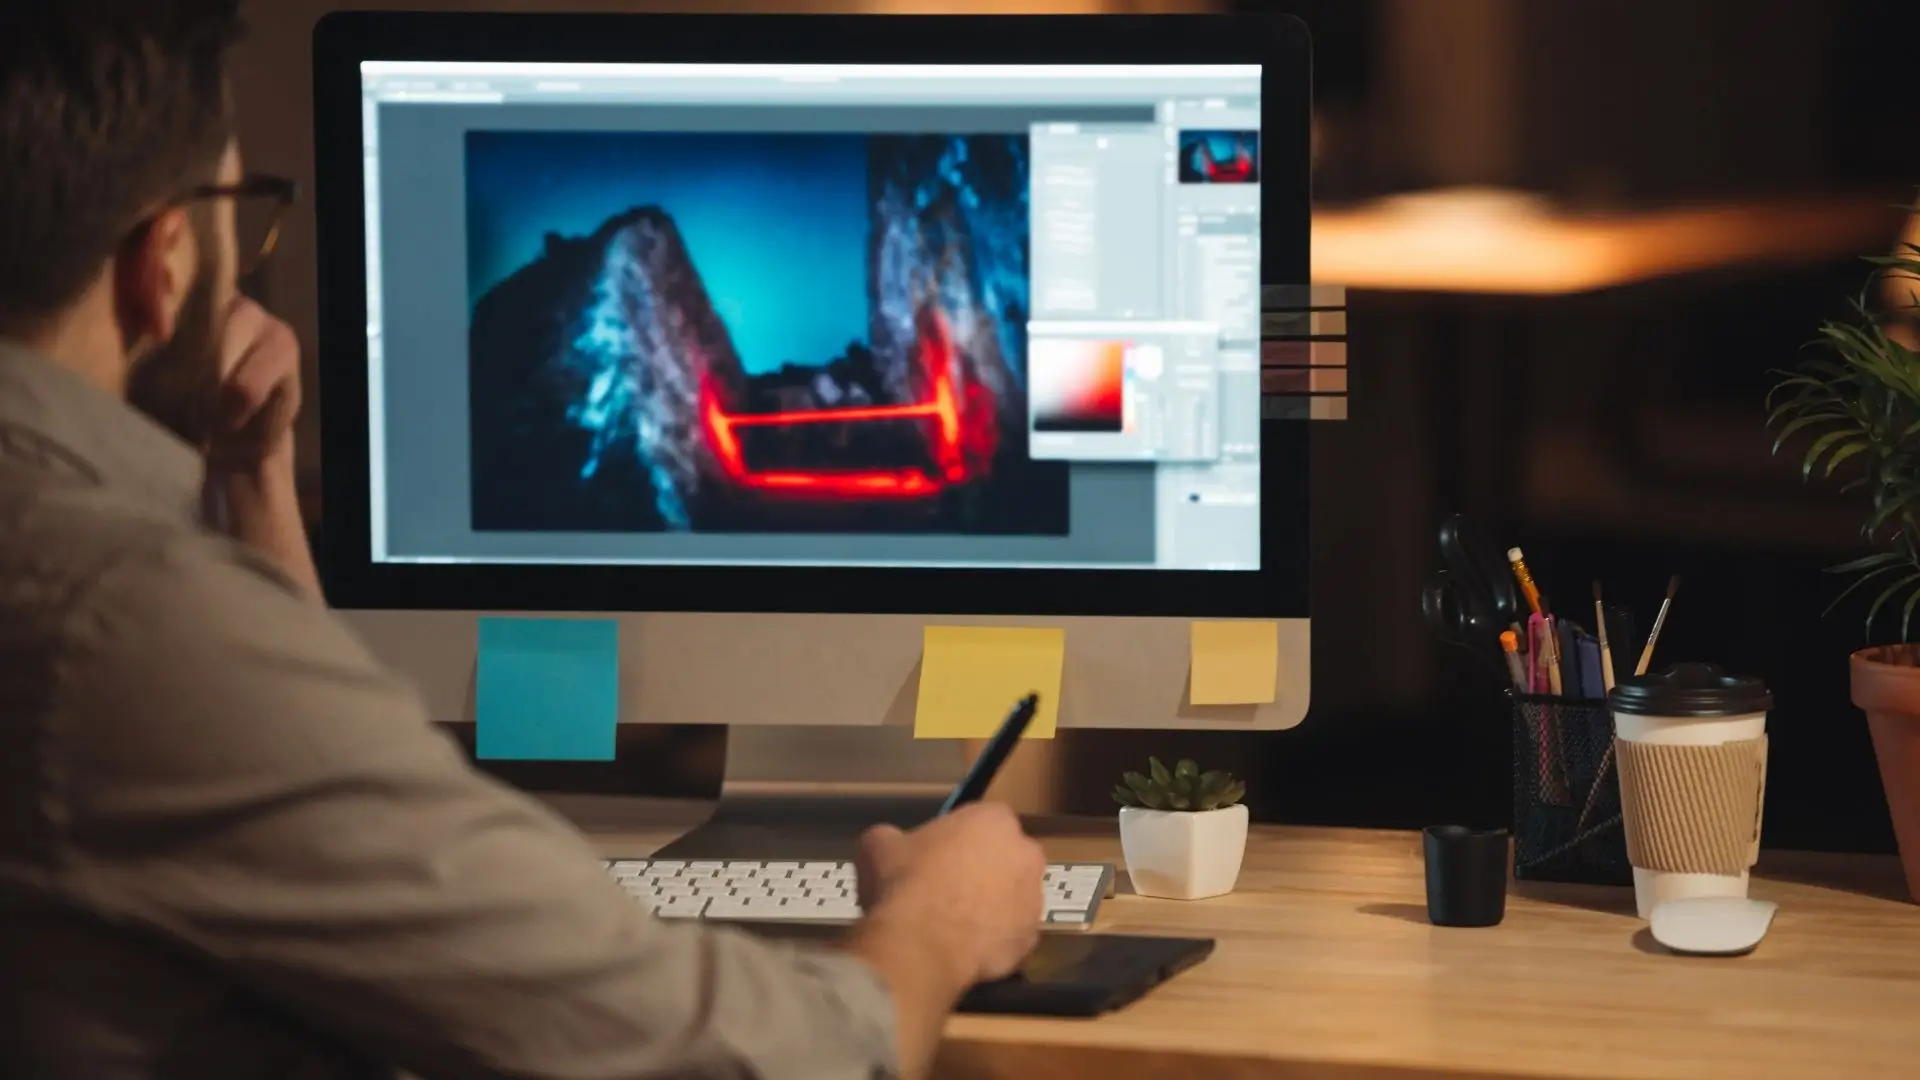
657, 896, 709, 919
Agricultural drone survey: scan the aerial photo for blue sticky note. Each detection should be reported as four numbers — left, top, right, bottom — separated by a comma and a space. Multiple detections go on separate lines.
476, 618, 620, 761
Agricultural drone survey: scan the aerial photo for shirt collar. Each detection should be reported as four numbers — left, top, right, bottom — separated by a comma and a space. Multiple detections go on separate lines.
0, 339, 204, 522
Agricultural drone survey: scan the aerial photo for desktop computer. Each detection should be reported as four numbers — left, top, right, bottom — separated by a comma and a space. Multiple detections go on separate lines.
312, 12, 1312, 923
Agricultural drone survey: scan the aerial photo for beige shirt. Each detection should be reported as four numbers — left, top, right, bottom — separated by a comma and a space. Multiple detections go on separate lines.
0, 344, 899, 1080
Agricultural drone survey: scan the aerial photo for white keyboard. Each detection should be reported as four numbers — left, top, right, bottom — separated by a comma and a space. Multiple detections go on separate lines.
605, 859, 1113, 929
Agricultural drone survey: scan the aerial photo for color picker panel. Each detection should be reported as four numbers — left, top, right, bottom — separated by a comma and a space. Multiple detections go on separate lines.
1032, 338, 1127, 433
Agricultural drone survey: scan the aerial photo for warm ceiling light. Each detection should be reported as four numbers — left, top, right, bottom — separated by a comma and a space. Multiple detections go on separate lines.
1313, 187, 1904, 295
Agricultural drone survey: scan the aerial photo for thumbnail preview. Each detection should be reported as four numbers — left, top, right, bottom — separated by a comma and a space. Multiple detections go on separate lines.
464, 130, 1067, 536
1177, 129, 1260, 184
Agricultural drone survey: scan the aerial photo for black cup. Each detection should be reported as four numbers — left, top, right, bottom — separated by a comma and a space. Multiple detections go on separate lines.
1423, 825, 1510, 928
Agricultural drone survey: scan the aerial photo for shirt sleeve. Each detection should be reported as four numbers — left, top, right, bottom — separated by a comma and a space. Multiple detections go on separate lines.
48, 536, 900, 1080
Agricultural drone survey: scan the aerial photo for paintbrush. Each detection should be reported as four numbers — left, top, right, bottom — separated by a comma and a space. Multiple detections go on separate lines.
1593, 581, 1617, 693
1634, 575, 1681, 677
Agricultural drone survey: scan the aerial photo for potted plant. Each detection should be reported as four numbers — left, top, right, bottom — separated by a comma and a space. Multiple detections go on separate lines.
1113, 757, 1249, 900
1768, 208, 1920, 901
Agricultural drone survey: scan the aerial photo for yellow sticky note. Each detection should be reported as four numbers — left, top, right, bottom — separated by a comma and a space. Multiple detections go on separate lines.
914, 627, 1064, 740
1190, 621, 1280, 705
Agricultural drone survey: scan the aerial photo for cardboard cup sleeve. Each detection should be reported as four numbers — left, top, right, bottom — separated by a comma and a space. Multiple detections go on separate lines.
1614, 735, 1768, 876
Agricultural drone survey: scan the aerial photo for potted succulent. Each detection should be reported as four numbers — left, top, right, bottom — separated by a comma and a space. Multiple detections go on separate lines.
1113, 758, 1249, 900
1768, 209, 1920, 901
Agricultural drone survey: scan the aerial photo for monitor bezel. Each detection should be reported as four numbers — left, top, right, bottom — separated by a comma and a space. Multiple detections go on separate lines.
313, 11, 1311, 618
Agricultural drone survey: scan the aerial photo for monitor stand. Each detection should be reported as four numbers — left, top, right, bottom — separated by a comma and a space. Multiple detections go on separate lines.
650, 724, 970, 862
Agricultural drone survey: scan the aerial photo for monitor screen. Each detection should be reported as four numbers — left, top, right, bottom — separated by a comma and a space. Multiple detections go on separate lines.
358, 60, 1264, 572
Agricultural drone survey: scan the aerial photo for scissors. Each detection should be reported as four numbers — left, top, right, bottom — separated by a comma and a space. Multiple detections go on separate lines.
1421, 514, 1522, 667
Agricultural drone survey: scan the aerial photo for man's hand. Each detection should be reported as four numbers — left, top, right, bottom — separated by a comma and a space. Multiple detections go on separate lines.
841, 804, 1046, 1079
208, 297, 302, 477
855, 805, 1046, 985
204, 298, 322, 601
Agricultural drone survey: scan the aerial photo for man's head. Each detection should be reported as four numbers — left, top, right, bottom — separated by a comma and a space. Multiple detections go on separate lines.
0, 0, 247, 443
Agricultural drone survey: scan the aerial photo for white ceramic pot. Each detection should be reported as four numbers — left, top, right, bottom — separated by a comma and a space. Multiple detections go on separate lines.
1118, 803, 1249, 900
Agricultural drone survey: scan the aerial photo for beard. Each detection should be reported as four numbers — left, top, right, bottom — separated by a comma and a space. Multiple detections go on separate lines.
125, 257, 223, 448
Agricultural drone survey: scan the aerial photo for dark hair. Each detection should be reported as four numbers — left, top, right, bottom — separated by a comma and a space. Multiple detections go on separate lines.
0, 0, 244, 332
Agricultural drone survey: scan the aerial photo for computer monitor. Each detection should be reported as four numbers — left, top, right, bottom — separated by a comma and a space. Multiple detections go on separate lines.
312, 12, 1312, 853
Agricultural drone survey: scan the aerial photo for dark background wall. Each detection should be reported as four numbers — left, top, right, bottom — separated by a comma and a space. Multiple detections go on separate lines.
1112, 0, 1920, 854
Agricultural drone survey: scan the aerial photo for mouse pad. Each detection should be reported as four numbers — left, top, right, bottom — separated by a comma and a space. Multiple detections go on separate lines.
736, 924, 1214, 1017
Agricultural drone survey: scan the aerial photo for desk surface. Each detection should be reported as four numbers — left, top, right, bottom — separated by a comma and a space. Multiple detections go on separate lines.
563, 797, 1920, 1080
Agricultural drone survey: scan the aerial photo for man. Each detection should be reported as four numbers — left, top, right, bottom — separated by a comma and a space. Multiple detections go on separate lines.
0, 4, 1047, 1079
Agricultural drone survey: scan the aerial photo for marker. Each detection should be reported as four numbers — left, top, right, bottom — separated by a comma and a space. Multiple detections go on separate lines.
1500, 630, 1527, 692
938, 693, 1040, 815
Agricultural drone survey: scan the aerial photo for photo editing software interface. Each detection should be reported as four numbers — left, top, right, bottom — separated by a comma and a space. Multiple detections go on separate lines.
359, 61, 1268, 571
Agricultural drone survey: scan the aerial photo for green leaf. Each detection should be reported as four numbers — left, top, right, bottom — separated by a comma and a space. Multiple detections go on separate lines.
1172, 772, 1195, 799
1148, 757, 1172, 788
1123, 771, 1153, 794
1198, 770, 1228, 795
1867, 572, 1920, 637
1869, 488, 1920, 538
1826, 441, 1871, 478
1219, 781, 1247, 807
1902, 585, 1920, 644
1766, 392, 1839, 429
1804, 429, 1863, 480
1138, 787, 1167, 810
1112, 785, 1139, 807
1827, 551, 1906, 575
1770, 412, 1849, 455
1175, 759, 1199, 782
1823, 559, 1908, 619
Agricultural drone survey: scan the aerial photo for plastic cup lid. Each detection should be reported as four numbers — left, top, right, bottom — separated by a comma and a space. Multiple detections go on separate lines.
1609, 663, 1773, 718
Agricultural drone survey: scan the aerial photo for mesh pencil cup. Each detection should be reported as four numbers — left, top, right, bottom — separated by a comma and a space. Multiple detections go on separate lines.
1510, 693, 1633, 886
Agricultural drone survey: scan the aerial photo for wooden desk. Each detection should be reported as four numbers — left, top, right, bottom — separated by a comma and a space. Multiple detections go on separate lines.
563, 798, 1920, 1080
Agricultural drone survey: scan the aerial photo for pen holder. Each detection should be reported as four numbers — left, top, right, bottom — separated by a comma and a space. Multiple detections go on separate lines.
1510, 694, 1632, 887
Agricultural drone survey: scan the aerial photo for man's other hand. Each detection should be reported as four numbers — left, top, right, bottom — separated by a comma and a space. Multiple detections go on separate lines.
208, 297, 302, 476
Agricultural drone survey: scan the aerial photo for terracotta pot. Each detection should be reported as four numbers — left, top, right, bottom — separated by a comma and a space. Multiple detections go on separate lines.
1849, 645, 1920, 903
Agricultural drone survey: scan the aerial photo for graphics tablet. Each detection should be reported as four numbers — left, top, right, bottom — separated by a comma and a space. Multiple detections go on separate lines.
734, 923, 1215, 1018
958, 932, 1215, 1017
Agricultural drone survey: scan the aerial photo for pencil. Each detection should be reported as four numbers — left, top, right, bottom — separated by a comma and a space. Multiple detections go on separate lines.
1507, 547, 1545, 617
1634, 575, 1681, 677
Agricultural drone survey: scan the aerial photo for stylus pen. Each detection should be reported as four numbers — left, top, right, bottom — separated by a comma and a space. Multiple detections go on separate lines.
938, 693, 1040, 816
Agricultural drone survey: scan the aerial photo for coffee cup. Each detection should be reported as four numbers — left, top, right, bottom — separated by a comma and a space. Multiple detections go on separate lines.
1608, 663, 1772, 920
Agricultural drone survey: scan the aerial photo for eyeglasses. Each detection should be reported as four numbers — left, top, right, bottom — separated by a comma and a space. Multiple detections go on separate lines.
179, 173, 300, 276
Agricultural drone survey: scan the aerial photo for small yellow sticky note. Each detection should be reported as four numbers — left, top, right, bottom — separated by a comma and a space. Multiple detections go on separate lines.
914, 627, 1064, 740
1190, 621, 1280, 705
